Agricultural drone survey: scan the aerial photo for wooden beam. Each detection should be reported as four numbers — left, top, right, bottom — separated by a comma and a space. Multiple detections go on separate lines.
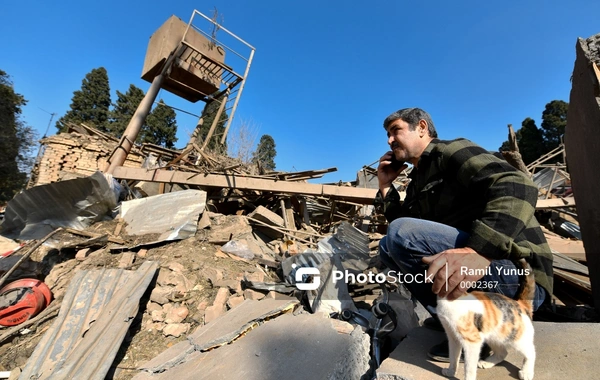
553, 252, 589, 276
112, 166, 573, 209
535, 197, 576, 209
284, 198, 296, 232
112, 166, 379, 204
554, 268, 592, 294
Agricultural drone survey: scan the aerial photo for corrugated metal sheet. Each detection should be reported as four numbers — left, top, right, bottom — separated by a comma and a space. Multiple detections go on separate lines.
282, 222, 371, 284
19, 261, 158, 380
334, 222, 370, 255
1, 171, 117, 240
120, 189, 206, 241
318, 222, 370, 272
557, 221, 582, 240
532, 167, 569, 192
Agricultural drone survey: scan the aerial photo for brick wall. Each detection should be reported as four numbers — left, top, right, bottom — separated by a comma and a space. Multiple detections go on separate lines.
29, 131, 145, 187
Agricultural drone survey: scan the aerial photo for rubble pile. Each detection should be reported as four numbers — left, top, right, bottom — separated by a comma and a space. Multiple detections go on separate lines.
0, 196, 391, 379
0, 125, 401, 379
0, 115, 596, 379
524, 144, 596, 320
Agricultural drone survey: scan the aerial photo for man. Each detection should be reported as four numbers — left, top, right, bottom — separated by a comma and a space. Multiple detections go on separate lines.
375, 107, 553, 361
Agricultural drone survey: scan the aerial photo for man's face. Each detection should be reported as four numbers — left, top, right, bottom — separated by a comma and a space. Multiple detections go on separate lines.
386, 118, 426, 165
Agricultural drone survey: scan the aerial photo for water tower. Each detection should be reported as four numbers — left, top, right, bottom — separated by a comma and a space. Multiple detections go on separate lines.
106, 10, 255, 173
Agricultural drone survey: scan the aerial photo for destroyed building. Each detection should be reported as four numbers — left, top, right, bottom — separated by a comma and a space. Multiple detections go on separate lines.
27, 124, 145, 188
1, 12, 599, 380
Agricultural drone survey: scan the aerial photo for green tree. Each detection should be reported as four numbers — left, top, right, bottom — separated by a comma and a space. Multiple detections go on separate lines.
541, 100, 568, 152
252, 134, 276, 171
195, 94, 228, 154
0, 70, 37, 202
56, 67, 111, 133
107, 84, 145, 138
141, 99, 178, 148
516, 117, 544, 165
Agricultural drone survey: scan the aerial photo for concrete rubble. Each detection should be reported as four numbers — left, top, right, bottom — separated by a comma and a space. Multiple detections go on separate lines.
134, 312, 371, 380
1, 32, 600, 378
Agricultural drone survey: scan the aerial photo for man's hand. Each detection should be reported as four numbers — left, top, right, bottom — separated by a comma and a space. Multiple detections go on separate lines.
378, 151, 407, 196
422, 247, 491, 300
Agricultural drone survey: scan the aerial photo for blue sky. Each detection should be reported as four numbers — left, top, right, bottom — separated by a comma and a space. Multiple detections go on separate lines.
2, 0, 599, 183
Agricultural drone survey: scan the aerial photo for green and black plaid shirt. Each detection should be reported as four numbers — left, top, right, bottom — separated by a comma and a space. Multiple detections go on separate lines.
377, 138, 553, 297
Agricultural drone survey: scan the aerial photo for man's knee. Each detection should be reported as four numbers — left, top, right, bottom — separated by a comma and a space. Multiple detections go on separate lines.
387, 217, 428, 242
378, 235, 400, 271
386, 217, 444, 254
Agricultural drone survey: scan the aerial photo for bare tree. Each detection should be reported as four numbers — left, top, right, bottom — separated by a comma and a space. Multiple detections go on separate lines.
208, 7, 224, 49
227, 117, 259, 164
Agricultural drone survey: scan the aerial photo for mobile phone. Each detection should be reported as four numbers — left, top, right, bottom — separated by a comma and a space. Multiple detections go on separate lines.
390, 155, 405, 171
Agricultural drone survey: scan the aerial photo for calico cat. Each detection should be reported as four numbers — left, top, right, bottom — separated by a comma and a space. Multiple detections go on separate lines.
436, 259, 536, 380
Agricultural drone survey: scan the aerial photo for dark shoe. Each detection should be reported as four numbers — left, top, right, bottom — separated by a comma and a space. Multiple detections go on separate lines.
423, 317, 445, 332
427, 340, 492, 363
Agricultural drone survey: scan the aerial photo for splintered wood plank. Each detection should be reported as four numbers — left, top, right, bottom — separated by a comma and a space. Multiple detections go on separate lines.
554, 268, 592, 294
553, 252, 589, 276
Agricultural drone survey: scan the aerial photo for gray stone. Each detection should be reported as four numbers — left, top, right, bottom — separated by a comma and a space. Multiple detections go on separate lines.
247, 206, 285, 239
240, 231, 278, 259
243, 289, 265, 301
150, 286, 173, 305
199, 267, 223, 285
207, 215, 253, 243
168, 262, 185, 273
248, 206, 284, 227
151, 310, 165, 322
165, 306, 189, 324
204, 288, 229, 323
137, 299, 298, 374
197, 211, 211, 230
146, 302, 163, 313
226, 295, 245, 309
162, 323, 190, 338
213, 279, 242, 294
75, 248, 91, 261
135, 312, 370, 380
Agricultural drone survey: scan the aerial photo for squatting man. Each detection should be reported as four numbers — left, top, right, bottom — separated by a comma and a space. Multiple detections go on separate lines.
375, 107, 553, 361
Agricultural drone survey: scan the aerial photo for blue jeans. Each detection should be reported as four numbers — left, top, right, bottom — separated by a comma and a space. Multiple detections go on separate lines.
379, 218, 546, 314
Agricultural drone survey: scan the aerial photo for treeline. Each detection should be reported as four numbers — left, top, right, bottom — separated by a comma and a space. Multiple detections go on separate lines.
500, 100, 568, 165
55, 67, 178, 149
0, 70, 36, 202
55, 67, 277, 171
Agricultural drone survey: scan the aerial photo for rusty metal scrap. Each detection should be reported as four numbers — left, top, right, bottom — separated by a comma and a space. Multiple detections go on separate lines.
19, 261, 158, 380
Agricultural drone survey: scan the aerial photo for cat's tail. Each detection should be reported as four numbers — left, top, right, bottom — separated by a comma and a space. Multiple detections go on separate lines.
516, 258, 536, 318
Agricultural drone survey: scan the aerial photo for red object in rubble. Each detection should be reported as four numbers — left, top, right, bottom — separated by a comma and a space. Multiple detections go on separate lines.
0, 279, 52, 327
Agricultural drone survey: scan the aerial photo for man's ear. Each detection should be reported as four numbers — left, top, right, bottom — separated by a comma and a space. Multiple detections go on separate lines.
419, 119, 428, 137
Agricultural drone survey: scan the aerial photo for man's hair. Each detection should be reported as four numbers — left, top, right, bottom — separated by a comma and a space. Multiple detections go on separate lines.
383, 108, 438, 138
